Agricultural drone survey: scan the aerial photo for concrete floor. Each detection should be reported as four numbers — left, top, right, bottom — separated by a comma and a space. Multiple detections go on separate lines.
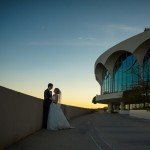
6, 113, 150, 150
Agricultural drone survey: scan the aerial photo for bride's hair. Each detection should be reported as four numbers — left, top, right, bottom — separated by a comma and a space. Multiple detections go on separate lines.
54, 88, 61, 94
54, 88, 61, 103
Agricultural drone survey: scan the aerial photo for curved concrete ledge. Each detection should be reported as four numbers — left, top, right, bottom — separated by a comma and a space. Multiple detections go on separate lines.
0, 86, 94, 150
61, 105, 93, 120
95, 30, 150, 69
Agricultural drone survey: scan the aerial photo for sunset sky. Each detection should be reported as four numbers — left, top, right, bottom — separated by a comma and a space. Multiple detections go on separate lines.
0, 0, 150, 108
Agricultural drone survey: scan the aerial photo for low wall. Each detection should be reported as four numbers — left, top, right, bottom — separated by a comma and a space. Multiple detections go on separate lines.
61, 105, 93, 120
119, 110, 129, 115
130, 110, 150, 119
0, 86, 43, 150
0, 86, 93, 150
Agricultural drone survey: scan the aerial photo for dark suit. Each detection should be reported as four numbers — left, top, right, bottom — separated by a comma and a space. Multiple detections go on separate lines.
43, 89, 52, 129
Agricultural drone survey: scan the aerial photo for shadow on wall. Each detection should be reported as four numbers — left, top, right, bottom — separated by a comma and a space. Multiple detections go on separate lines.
0, 86, 94, 150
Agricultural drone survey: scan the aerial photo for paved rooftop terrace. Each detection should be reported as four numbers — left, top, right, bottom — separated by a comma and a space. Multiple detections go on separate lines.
6, 113, 150, 150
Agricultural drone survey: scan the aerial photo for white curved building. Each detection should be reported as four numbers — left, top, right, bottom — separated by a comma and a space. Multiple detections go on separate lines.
94, 29, 150, 112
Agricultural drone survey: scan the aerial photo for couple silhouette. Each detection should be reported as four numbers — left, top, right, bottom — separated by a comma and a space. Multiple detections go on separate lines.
43, 83, 73, 130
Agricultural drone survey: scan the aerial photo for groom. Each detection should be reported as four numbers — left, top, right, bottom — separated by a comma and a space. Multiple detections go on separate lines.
43, 83, 53, 129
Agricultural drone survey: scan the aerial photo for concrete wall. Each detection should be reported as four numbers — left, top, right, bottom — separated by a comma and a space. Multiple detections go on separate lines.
0, 86, 93, 150
61, 105, 93, 120
0, 86, 43, 150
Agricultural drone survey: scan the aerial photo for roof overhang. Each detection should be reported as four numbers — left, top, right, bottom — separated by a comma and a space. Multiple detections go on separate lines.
95, 30, 150, 69
95, 30, 150, 85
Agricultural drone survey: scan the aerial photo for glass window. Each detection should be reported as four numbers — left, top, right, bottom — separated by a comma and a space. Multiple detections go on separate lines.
101, 69, 111, 94
113, 52, 140, 92
143, 49, 150, 81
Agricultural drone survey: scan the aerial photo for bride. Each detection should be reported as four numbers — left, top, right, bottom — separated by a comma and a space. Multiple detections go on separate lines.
47, 88, 72, 130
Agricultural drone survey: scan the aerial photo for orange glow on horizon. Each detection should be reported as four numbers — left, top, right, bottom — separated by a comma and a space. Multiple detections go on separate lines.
24, 90, 106, 109
1, 84, 105, 109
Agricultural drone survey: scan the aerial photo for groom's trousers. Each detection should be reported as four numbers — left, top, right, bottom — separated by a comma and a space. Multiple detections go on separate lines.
43, 101, 51, 129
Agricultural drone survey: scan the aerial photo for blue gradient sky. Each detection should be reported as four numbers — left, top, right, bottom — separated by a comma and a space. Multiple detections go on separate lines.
0, 0, 150, 108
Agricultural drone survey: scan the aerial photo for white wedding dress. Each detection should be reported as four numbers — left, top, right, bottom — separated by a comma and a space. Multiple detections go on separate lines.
47, 95, 71, 130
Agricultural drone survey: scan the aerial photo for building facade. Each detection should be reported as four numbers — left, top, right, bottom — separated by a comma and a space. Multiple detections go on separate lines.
94, 29, 150, 112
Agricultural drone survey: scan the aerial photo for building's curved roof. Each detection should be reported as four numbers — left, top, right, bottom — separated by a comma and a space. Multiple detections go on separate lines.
95, 30, 150, 69
94, 30, 150, 85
